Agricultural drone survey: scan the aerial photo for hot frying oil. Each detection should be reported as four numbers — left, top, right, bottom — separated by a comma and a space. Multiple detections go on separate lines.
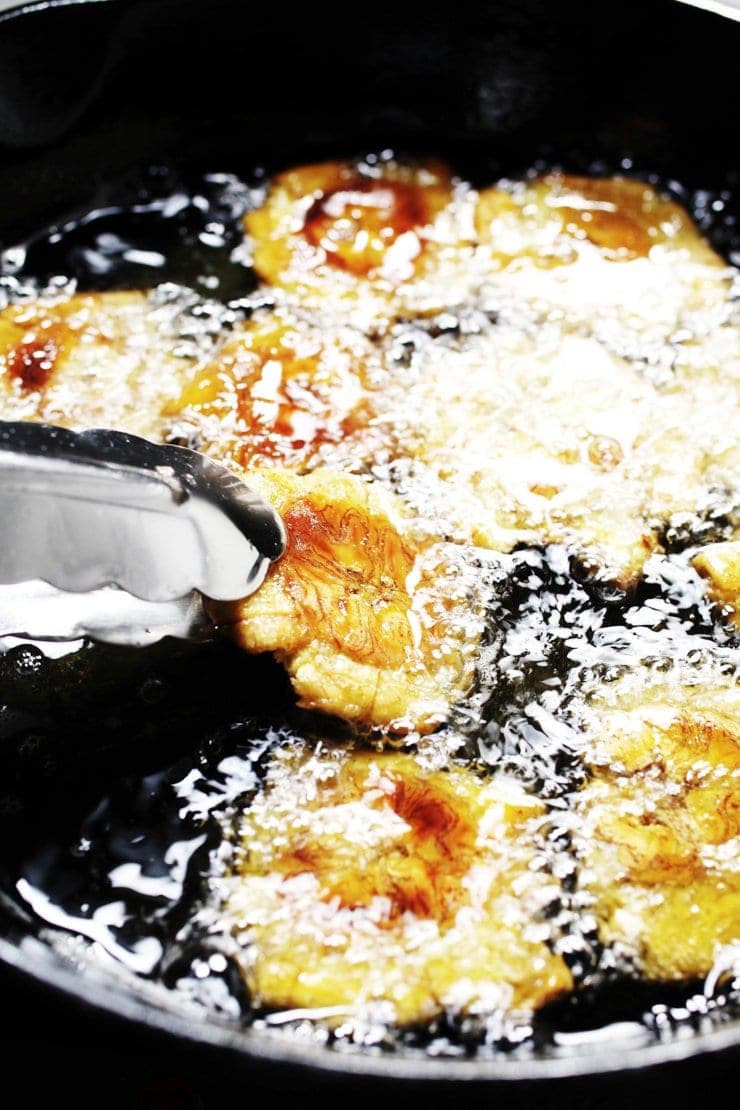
0, 156, 738, 1061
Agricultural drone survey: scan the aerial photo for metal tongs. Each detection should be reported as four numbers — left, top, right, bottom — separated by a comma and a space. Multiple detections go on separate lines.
0, 421, 286, 648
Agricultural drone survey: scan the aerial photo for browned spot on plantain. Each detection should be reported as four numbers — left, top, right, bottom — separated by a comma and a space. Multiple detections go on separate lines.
276, 758, 478, 924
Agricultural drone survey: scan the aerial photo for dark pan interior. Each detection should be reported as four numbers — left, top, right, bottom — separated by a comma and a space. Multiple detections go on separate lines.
1, 0, 739, 247
0, 0, 739, 1104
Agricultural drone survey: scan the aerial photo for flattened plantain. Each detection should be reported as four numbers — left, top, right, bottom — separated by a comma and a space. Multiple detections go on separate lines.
219, 744, 572, 1026
329, 326, 739, 587
475, 173, 732, 337
0, 290, 206, 439
244, 157, 477, 322
208, 468, 484, 733
575, 678, 740, 981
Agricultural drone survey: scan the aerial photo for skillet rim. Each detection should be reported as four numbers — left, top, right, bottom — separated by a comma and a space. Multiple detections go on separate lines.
1, 928, 740, 1084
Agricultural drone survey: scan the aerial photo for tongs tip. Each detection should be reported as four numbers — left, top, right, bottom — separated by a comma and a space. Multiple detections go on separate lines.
0, 421, 286, 647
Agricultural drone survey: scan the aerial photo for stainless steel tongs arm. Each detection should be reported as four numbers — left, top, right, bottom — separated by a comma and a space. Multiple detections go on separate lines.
0, 421, 286, 647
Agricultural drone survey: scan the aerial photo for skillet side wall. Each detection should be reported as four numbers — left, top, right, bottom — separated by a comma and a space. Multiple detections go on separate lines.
0, 0, 738, 1102
0, 0, 737, 246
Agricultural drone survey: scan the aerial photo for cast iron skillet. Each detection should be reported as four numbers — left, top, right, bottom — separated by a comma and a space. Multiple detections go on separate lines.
0, 0, 738, 1103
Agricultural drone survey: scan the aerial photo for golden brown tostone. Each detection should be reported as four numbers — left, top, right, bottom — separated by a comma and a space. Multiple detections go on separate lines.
0, 291, 204, 438
243, 157, 468, 318
475, 172, 727, 266
209, 468, 483, 733
221, 745, 572, 1025
576, 681, 740, 981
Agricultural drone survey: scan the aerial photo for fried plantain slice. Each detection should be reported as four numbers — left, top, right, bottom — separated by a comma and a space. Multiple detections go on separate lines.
574, 678, 740, 982
475, 173, 732, 337
328, 325, 739, 588
0, 290, 208, 439
243, 157, 476, 322
475, 174, 723, 265
218, 744, 572, 1027
208, 468, 484, 733
165, 306, 383, 472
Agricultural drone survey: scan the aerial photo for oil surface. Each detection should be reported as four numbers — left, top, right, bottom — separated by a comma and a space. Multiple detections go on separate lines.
0, 157, 738, 1062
